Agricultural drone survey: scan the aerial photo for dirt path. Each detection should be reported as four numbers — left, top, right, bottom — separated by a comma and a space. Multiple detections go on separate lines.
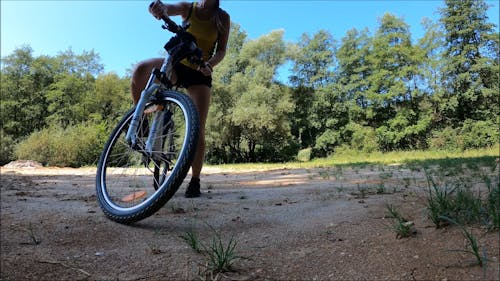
1, 165, 499, 280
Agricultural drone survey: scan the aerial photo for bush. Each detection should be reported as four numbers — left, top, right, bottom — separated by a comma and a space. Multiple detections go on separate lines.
255, 137, 299, 163
297, 148, 312, 162
15, 122, 108, 167
0, 130, 16, 165
429, 127, 462, 151
430, 120, 499, 151
313, 129, 341, 158
348, 123, 378, 153
460, 119, 499, 149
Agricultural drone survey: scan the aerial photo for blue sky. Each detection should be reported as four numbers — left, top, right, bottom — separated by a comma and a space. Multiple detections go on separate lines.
2, 0, 499, 78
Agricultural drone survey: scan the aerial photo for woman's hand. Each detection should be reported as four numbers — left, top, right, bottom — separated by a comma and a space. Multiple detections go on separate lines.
149, 0, 167, 20
198, 62, 213, 76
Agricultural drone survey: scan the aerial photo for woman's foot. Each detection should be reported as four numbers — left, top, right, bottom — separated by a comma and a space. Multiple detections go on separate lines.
185, 177, 201, 198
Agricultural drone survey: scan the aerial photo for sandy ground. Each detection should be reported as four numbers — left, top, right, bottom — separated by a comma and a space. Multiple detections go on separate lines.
1, 163, 499, 281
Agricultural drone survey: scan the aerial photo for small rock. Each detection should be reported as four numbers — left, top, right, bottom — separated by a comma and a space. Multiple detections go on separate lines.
3, 160, 43, 169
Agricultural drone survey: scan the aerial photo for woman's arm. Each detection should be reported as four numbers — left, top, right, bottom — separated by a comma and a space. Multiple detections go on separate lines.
207, 11, 231, 68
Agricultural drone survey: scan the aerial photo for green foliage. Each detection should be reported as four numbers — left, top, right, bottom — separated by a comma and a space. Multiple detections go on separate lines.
297, 148, 312, 162
429, 126, 462, 151
460, 119, 499, 149
0, 130, 16, 165
425, 166, 499, 229
202, 232, 240, 273
425, 180, 457, 228
439, 0, 499, 124
429, 120, 499, 151
386, 204, 414, 238
45, 73, 94, 127
2, 1, 498, 166
179, 229, 202, 253
1, 46, 105, 139
289, 30, 336, 150
180, 225, 246, 274
485, 180, 500, 230
208, 28, 296, 163
441, 216, 487, 267
311, 85, 350, 157
289, 30, 336, 89
1, 46, 49, 138
15, 122, 108, 167
346, 123, 378, 153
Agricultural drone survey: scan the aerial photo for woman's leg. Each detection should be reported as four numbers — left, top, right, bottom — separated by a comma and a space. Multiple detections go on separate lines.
186, 84, 212, 179
130, 58, 164, 104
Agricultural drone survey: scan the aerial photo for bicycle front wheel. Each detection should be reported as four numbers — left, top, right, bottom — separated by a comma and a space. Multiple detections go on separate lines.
96, 90, 199, 224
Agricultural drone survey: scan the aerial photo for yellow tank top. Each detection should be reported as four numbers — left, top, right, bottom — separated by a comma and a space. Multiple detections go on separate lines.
181, 2, 218, 69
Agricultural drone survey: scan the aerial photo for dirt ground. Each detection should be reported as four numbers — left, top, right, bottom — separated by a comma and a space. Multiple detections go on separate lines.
1, 162, 499, 281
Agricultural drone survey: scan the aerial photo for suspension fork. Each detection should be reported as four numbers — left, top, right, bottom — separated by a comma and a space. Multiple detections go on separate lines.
125, 55, 173, 149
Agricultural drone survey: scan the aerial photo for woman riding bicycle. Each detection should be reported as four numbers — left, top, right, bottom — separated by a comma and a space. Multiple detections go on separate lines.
131, 0, 230, 198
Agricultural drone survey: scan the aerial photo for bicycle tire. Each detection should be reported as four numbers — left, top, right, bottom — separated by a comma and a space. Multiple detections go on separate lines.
96, 90, 199, 224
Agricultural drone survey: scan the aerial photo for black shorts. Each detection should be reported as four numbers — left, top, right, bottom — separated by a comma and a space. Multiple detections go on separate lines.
174, 63, 212, 88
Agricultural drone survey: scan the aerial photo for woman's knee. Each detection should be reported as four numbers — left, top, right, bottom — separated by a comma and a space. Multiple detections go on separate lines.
132, 58, 162, 84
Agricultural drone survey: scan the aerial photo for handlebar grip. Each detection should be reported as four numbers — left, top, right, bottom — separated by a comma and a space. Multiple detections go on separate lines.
149, 0, 181, 33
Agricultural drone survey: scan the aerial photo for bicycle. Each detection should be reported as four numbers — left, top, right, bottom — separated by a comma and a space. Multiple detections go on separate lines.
96, 11, 203, 224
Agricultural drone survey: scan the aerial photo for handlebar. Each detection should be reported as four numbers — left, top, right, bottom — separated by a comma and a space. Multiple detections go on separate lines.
149, 0, 183, 33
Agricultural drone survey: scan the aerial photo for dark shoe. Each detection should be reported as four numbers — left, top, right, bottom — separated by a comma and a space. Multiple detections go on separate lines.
185, 177, 201, 198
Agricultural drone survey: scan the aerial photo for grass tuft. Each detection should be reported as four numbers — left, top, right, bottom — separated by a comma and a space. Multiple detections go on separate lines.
440, 216, 488, 267
180, 229, 202, 253
180, 225, 248, 275
386, 204, 414, 238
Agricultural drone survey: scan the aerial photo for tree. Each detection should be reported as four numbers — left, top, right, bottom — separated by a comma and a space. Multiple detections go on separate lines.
207, 23, 248, 163
43, 48, 103, 127
232, 30, 294, 161
86, 73, 131, 123
1, 46, 50, 138
289, 30, 336, 89
310, 84, 350, 156
417, 18, 446, 97
1, 46, 105, 137
45, 73, 93, 127
439, 0, 499, 124
365, 13, 428, 150
336, 28, 372, 125
288, 30, 336, 148
207, 29, 295, 162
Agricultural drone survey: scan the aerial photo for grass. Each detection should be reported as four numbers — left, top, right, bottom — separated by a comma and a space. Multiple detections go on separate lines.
441, 216, 488, 267
420, 160, 497, 268
180, 225, 247, 274
26, 223, 41, 245
179, 229, 202, 253
424, 163, 499, 229
386, 204, 414, 238
425, 178, 457, 228
204, 146, 498, 172
202, 231, 241, 273
485, 179, 500, 230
